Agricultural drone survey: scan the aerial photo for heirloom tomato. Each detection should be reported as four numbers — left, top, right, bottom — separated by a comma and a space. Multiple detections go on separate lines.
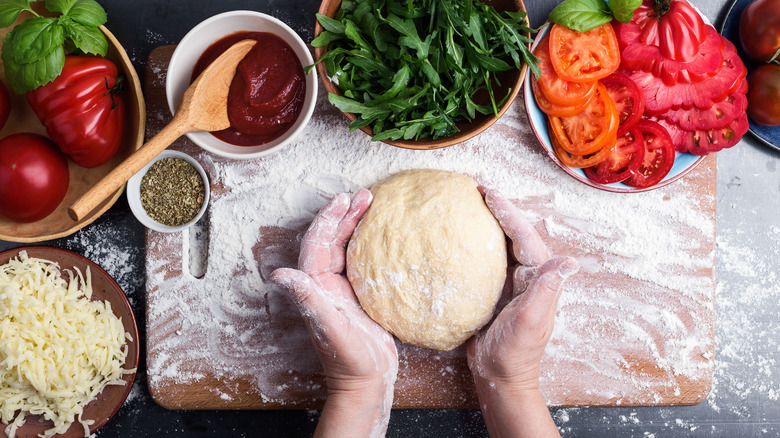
0, 133, 69, 223
746, 64, 780, 126
739, 0, 780, 63
26, 56, 125, 169
0, 81, 9, 131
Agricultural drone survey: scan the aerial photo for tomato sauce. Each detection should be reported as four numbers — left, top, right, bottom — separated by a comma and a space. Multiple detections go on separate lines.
192, 31, 306, 146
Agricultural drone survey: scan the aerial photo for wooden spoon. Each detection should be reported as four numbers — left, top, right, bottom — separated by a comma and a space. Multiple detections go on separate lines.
67, 39, 257, 222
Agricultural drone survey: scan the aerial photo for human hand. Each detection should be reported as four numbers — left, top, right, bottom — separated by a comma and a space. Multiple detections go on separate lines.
271, 189, 398, 438
467, 188, 578, 438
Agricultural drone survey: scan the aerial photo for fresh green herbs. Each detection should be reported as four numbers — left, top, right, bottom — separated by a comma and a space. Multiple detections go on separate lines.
310, 0, 540, 142
0, 0, 108, 94
140, 158, 206, 227
549, 0, 642, 33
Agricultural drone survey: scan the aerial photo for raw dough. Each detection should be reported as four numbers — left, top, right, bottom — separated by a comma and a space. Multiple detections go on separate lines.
346, 169, 507, 351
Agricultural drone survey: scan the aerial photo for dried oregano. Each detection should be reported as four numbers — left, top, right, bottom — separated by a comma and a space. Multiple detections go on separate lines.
140, 158, 206, 226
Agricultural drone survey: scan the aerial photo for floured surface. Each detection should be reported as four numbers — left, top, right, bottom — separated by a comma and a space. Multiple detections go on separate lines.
144, 46, 715, 409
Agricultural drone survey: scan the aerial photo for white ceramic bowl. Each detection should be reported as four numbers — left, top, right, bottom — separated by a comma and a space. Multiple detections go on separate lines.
166, 10, 317, 159
126, 150, 210, 233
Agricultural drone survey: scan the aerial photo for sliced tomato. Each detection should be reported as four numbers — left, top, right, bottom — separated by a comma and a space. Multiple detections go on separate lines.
658, 113, 748, 155
584, 127, 645, 184
532, 73, 593, 117
626, 40, 747, 114
659, 79, 748, 131
551, 126, 615, 168
549, 83, 619, 156
549, 23, 620, 83
624, 119, 676, 189
534, 34, 597, 106
616, 23, 724, 85
601, 72, 645, 136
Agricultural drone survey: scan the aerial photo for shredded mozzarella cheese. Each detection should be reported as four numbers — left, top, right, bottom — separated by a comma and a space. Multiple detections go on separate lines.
0, 251, 135, 438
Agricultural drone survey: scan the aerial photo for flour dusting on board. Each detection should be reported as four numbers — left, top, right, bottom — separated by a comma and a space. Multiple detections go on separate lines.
145, 84, 715, 408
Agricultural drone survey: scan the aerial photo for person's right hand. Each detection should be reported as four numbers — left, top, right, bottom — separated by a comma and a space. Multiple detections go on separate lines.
467, 188, 578, 438
270, 190, 398, 438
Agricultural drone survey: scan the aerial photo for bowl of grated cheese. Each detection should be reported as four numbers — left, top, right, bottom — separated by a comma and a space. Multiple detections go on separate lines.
0, 247, 139, 438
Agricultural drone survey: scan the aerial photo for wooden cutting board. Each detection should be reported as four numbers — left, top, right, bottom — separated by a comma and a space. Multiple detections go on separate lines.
144, 46, 716, 410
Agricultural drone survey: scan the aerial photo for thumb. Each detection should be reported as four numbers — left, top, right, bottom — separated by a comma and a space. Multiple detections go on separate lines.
270, 268, 318, 307
510, 257, 579, 332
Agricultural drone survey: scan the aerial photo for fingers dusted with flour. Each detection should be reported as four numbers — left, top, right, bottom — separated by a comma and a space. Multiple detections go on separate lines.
467, 257, 577, 438
469, 187, 578, 438
270, 190, 397, 438
299, 189, 372, 278
481, 187, 550, 267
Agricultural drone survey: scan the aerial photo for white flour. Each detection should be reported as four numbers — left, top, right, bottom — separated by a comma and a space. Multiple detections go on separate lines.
145, 83, 719, 408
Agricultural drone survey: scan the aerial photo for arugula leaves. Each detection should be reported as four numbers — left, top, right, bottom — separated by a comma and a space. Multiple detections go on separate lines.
549, 0, 642, 33
0, 0, 108, 93
311, 0, 540, 142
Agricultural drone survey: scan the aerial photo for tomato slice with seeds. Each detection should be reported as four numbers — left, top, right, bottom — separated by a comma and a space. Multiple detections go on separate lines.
549, 82, 619, 156
533, 34, 598, 106
551, 125, 615, 168
532, 73, 593, 117
601, 72, 645, 136
658, 113, 749, 155
584, 127, 645, 184
659, 80, 747, 131
624, 119, 676, 189
549, 23, 621, 83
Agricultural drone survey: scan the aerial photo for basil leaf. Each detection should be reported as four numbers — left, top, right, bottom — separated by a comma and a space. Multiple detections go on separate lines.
548, 0, 612, 33
62, 0, 106, 27
60, 15, 107, 56
2, 38, 64, 93
44, 0, 77, 15
0, 0, 32, 28
8, 17, 64, 65
609, 0, 642, 23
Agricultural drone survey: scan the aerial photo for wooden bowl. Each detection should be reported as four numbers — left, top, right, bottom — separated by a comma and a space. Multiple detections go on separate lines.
0, 14, 145, 242
313, 0, 529, 150
0, 246, 139, 438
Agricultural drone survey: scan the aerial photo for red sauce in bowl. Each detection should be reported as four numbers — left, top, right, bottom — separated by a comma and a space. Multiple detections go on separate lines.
191, 31, 306, 146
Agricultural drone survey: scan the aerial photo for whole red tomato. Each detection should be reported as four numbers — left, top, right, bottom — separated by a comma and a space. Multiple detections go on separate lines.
746, 64, 780, 126
0, 80, 10, 131
26, 56, 125, 169
739, 0, 780, 63
0, 133, 69, 223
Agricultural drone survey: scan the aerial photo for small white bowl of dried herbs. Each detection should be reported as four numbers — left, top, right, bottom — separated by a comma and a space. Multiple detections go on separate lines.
126, 150, 209, 233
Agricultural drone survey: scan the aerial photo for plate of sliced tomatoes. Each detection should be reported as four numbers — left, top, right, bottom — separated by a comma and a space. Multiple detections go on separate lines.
525, 0, 748, 192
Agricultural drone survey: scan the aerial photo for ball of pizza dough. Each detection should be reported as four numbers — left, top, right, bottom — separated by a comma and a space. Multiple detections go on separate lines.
346, 169, 507, 351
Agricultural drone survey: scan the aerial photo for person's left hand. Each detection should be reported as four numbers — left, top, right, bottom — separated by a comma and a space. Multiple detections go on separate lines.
270, 189, 398, 438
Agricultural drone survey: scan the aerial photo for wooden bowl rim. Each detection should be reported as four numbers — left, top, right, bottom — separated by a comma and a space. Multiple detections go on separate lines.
313, 0, 529, 150
0, 24, 146, 242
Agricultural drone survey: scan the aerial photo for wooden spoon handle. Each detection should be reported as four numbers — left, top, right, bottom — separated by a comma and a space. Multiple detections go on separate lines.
68, 117, 190, 222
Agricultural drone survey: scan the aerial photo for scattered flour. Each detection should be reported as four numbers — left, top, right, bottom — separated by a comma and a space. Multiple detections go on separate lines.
145, 83, 717, 409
